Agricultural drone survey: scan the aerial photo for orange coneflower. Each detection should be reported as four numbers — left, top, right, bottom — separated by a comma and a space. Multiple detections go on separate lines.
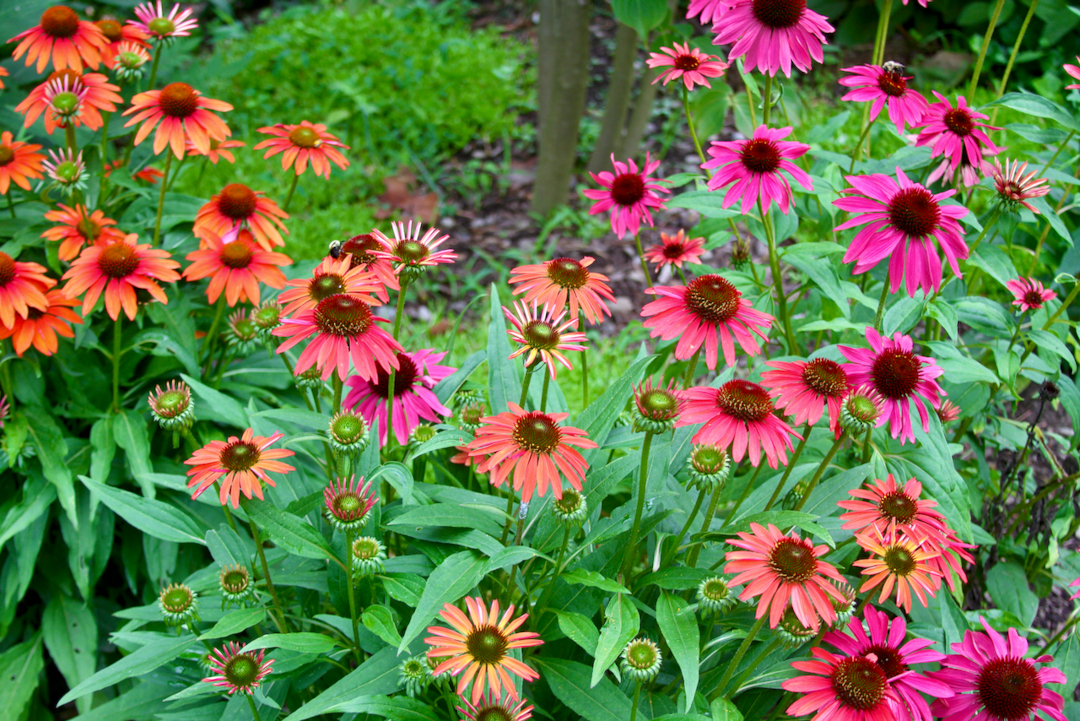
15, 70, 122, 135
0, 67, 7, 90
61, 234, 181, 320
837, 474, 947, 541
8, 5, 108, 73
278, 253, 382, 318
0, 132, 45, 195
194, 183, 288, 251
254, 121, 350, 178
185, 138, 245, 165
94, 16, 150, 69
853, 526, 940, 612
0, 252, 54, 329
185, 428, 295, 508
425, 597, 543, 704
42, 204, 125, 261
183, 227, 291, 306
0, 290, 82, 357
123, 81, 232, 159
510, 256, 615, 326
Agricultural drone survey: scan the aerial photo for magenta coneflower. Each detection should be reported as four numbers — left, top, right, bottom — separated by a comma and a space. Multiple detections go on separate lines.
1006, 277, 1056, 312
1066, 57, 1080, 89
1070, 577, 1079, 600
327, 233, 400, 302
702, 125, 812, 215
839, 62, 930, 135
762, 358, 852, 437
584, 153, 670, 239
642, 229, 706, 270
687, 0, 727, 24
323, 475, 378, 533
343, 348, 454, 446
373, 221, 456, 279
129, 1, 198, 43
922, 526, 975, 593
203, 641, 273, 695
935, 399, 961, 424
710, 0, 834, 77
834, 167, 969, 297
782, 646, 901, 721
915, 93, 1001, 185
837, 474, 946, 540
678, 380, 801, 468
641, 275, 773, 369
854, 526, 940, 612
504, 300, 587, 379
839, 326, 944, 444
509, 256, 615, 325
647, 42, 729, 90
992, 158, 1050, 213
931, 618, 1068, 721
724, 522, 848, 631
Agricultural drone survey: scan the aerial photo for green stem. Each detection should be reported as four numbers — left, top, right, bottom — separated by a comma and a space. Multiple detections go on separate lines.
1039, 609, 1080, 654
620, 431, 655, 583
990, 0, 1039, 131
1045, 283, 1080, 328
385, 280, 409, 452
64, 123, 77, 154
146, 41, 162, 91
744, 68, 757, 126
726, 462, 765, 522
872, 0, 893, 65
682, 347, 702, 389
540, 368, 551, 413
249, 517, 289, 634
716, 615, 767, 696
245, 693, 262, 721
968, 206, 1002, 258
721, 637, 782, 698
499, 491, 516, 545
152, 151, 173, 246
635, 233, 653, 288
630, 681, 643, 721
344, 529, 363, 664
533, 525, 572, 620
111, 315, 123, 413
872, 279, 890, 331
201, 297, 226, 374
849, 115, 875, 173
763, 423, 812, 511
671, 487, 709, 558
762, 203, 797, 351
5, 194, 14, 219
580, 342, 589, 408
762, 74, 772, 127
683, 85, 708, 166
792, 434, 846, 512
968, 0, 1007, 98
282, 172, 300, 213
1004, 310, 1028, 357
687, 481, 727, 568
519, 363, 537, 409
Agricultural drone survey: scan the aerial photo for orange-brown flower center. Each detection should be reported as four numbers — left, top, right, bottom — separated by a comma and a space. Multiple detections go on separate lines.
740, 138, 782, 174
610, 172, 646, 206
216, 184, 258, 220
465, 625, 508, 665
716, 379, 773, 423
0, 146, 15, 167
768, 536, 818, 582
513, 412, 562, 454
220, 440, 260, 472
313, 293, 374, 337
546, 257, 588, 289
870, 348, 921, 400
76, 215, 101, 240
831, 656, 888, 711
882, 543, 917, 576
686, 274, 741, 324
309, 273, 346, 302
47, 68, 82, 86
673, 53, 701, 71
372, 353, 418, 398
864, 643, 908, 679
0, 253, 15, 286
288, 126, 321, 148
337, 234, 381, 267
96, 18, 122, 41
522, 320, 560, 350
877, 69, 908, 97
878, 491, 917, 524
158, 82, 199, 118
98, 243, 140, 279
887, 186, 940, 239
41, 6, 80, 38
976, 657, 1042, 720
219, 240, 254, 269
801, 358, 849, 398
752, 0, 805, 29
943, 108, 974, 137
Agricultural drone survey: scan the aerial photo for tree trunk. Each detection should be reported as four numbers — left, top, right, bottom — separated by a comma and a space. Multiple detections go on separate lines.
530, 0, 592, 217
620, 66, 661, 160
586, 23, 638, 173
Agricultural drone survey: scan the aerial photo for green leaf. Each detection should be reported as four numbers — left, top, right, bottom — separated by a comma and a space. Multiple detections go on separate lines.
397, 550, 490, 653
543, 658, 633, 721
68, 682, 172, 721
665, 191, 741, 219
986, 562, 1038, 626
561, 568, 631, 595
404, 429, 473, 461
388, 504, 503, 538
43, 595, 97, 714
282, 647, 401, 720
925, 343, 1000, 384
611, 0, 667, 38
370, 461, 415, 505
1028, 329, 1077, 372
723, 511, 832, 546
554, 610, 600, 655
89, 416, 115, 485
362, 605, 401, 647
575, 353, 655, 465
199, 608, 267, 640
638, 567, 714, 591
783, 253, 851, 319
1029, 196, 1072, 244
80, 477, 206, 545
927, 298, 959, 341
243, 633, 337, 654
1051, 635, 1080, 701
486, 284, 521, 413
181, 373, 249, 428
991, 92, 1080, 133
0, 636, 43, 720
0, 475, 56, 548
379, 573, 425, 606
969, 244, 1019, 290
132, 328, 199, 377
434, 349, 486, 405
241, 497, 336, 562
26, 408, 78, 529
883, 296, 926, 336
710, 698, 746, 721
57, 634, 197, 705
657, 592, 700, 706
591, 593, 639, 687
333, 695, 440, 720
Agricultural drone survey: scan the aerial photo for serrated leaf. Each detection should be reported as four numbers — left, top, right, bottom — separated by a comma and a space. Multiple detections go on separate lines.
57, 634, 196, 705
591, 594, 639, 687
199, 608, 267, 640
80, 477, 206, 545
658, 592, 700, 707
397, 551, 490, 652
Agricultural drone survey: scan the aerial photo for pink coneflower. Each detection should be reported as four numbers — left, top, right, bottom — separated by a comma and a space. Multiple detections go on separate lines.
509, 256, 614, 325
837, 474, 947, 540
203, 641, 273, 696
15, 69, 122, 135
0, 132, 45, 195
373, 221, 456, 280
702, 125, 812, 215
185, 427, 295, 508
992, 158, 1050, 213
123, 82, 233, 159
278, 253, 382, 318
194, 183, 288, 251
915, 93, 1001, 185
839, 62, 930, 135
0, 253, 54, 329
931, 618, 1068, 721
254, 121, 350, 178
130, 1, 198, 42
0, 289, 82, 357
826, 606, 954, 721
647, 42, 729, 90
41, 204, 125, 261
642, 229, 706, 270
936, 399, 961, 424
0, 395, 8, 428
504, 300, 587, 379
459, 693, 533, 721
687, 0, 727, 24
326, 233, 400, 302
678, 380, 801, 468
762, 358, 852, 437
853, 526, 940, 612
834, 167, 969, 297
584, 153, 670, 239
344, 348, 454, 446
922, 526, 975, 593
273, 293, 402, 382
641, 275, 773, 369
724, 522, 848, 631
710, 0, 834, 77
839, 326, 945, 445
465, 403, 597, 502
61, 235, 180, 321
1066, 57, 1080, 89
183, 227, 291, 306
323, 475, 378, 533
185, 138, 245, 165
425, 597, 543, 705
1006, 277, 1057, 312
782, 646, 901, 721
8, 5, 108, 73
1070, 577, 1079, 599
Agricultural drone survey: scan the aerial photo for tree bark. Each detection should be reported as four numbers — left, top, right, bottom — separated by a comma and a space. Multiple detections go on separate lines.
620, 66, 661, 160
530, 0, 592, 217
586, 22, 638, 173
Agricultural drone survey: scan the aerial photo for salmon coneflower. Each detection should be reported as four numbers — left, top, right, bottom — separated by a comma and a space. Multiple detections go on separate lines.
203, 641, 273, 696
183, 227, 291, 306
702, 125, 812, 214
194, 183, 288, 251
641, 274, 773, 369
782, 646, 901, 721
853, 526, 940, 612
837, 474, 946, 540
344, 348, 455, 446
459, 693, 534, 721
273, 293, 402, 382
185, 427, 295, 508
724, 522, 849, 631
0, 132, 45, 195
710, 0, 834, 77
584, 152, 670, 239
931, 618, 1068, 721
0, 289, 82, 357
60, 234, 181, 320
646, 42, 729, 90
465, 403, 597, 502
504, 300, 588, 379
8, 5, 108, 73
762, 357, 852, 437
424, 597, 543, 704
41, 204, 125, 261
185, 138, 245, 165
15, 70, 122, 135
0, 67, 7, 90
915, 93, 1001, 186
923, 526, 976, 593
279, 254, 382, 318
327, 233, 400, 302
254, 120, 351, 178
509, 256, 615, 325
1006, 277, 1056, 312
0, 252, 55, 329
373, 221, 457, 282
130, 1, 199, 42
43, 148, 87, 193
839, 62, 930, 135
94, 17, 150, 68
123, 82, 233, 159
839, 326, 945, 445
643, 229, 706, 270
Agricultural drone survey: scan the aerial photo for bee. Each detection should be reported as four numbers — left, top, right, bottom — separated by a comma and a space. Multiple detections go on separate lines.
328, 240, 344, 259
882, 61, 905, 76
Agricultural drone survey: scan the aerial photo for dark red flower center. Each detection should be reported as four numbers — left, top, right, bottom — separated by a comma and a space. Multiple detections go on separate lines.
674, 53, 701, 71
768, 536, 818, 582
864, 643, 908, 679
41, 6, 80, 38
98, 243, 140, 279
223, 653, 260, 688
26, 307, 46, 321
466, 625, 508, 665
0, 146, 13, 167
831, 656, 888, 711
338, 234, 381, 267
663, 242, 687, 259
887, 187, 941, 239
158, 82, 199, 118
513, 412, 562, 454
716, 379, 773, 423
801, 358, 849, 398
522, 320, 560, 350
740, 138, 782, 174
96, 18, 122, 41
394, 240, 429, 263
288, 126, 321, 148
372, 353, 418, 398
943, 108, 974, 137
883, 544, 917, 576
878, 69, 908, 97
220, 440, 260, 472
547, 257, 589, 289
870, 348, 921, 400
313, 293, 374, 337
76, 216, 101, 240
309, 273, 346, 302
219, 240, 254, 269
751, 0, 806, 29
686, 274, 741, 324
610, 172, 646, 206
217, 183, 258, 220
976, 656, 1043, 720
878, 491, 917, 524
1023, 290, 1045, 308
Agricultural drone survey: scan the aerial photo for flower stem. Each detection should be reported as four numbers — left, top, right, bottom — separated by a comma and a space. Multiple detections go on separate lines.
152, 151, 173, 247
6, 194, 15, 219
146, 40, 162, 91
968, 0, 1007, 99
726, 462, 764, 523
344, 528, 363, 664
499, 490, 516, 545
635, 233, 653, 288
849, 114, 876, 173
687, 481, 726, 568
249, 517, 289, 634
872, 0, 893, 65
717, 614, 767, 696
540, 367, 551, 413
111, 315, 123, 413
682, 85, 708, 166
671, 487, 709, 559
761, 203, 797, 351
580, 341, 590, 407
620, 431, 654, 583
872, 279, 890, 331
761, 74, 772, 127
792, 434, 846, 512
720, 637, 781, 698
990, 0, 1039, 131
282, 172, 300, 213
201, 297, 226, 375
385, 280, 409, 454
1045, 282, 1080, 328
1005, 310, 1028, 357
533, 525, 571, 620
245, 693, 262, 721
630, 681, 643, 721
763, 423, 811, 511
519, 362, 538, 409
65, 123, 77, 154
682, 347, 702, 389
